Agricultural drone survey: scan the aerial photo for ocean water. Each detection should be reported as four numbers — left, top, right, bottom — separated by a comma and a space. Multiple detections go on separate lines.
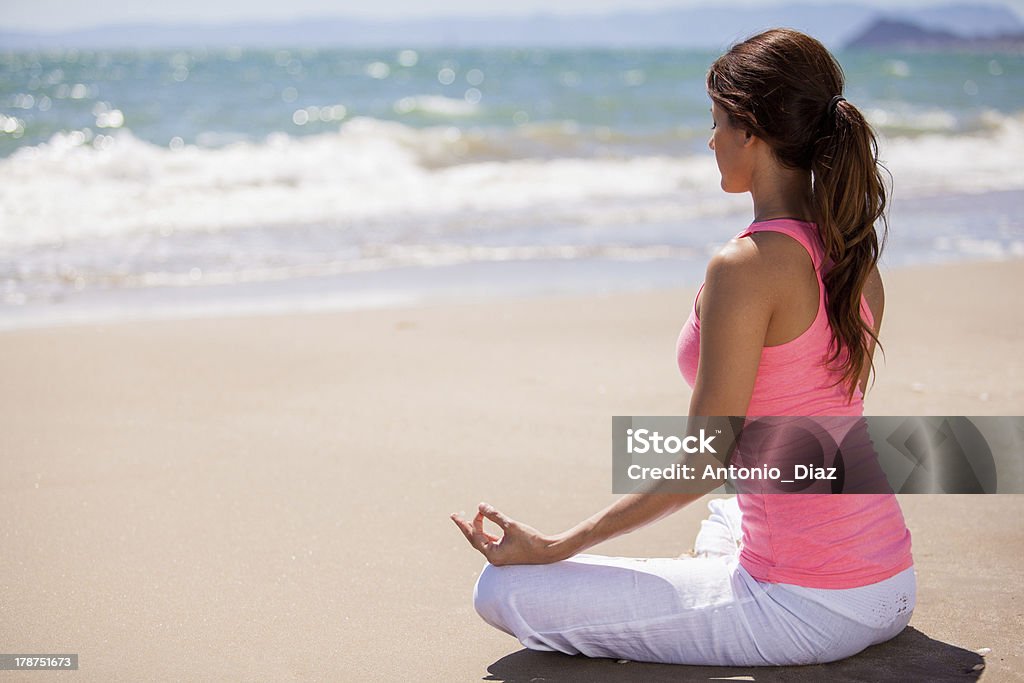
0, 47, 1022, 327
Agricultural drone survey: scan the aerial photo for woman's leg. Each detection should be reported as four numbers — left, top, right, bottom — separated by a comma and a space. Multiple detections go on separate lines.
693, 495, 743, 559
476, 553, 753, 665
471, 496, 914, 666
473, 497, 814, 666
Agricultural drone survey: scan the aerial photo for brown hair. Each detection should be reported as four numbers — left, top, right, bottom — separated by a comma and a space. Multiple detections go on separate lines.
707, 28, 888, 397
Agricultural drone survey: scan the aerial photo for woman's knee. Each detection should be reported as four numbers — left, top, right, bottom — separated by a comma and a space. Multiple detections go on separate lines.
473, 563, 496, 613
473, 563, 513, 631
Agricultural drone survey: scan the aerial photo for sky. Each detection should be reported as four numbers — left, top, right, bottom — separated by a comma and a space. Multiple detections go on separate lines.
3, 0, 1022, 32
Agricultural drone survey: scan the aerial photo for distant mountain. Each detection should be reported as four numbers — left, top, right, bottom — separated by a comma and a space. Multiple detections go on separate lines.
889, 2, 1024, 36
846, 17, 1024, 50
1, 3, 1022, 50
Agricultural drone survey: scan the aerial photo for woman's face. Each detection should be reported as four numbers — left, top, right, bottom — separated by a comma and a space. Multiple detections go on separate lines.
708, 101, 754, 194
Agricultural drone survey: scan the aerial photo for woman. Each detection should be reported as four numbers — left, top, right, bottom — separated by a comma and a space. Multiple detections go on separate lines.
451, 28, 914, 667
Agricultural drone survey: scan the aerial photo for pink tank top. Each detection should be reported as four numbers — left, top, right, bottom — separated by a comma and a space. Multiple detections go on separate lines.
677, 218, 913, 589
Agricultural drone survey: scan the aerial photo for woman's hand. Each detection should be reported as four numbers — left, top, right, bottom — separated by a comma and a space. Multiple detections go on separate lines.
451, 503, 563, 566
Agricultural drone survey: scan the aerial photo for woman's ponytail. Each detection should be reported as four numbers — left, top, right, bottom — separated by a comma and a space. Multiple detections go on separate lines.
811, 98, 888, 398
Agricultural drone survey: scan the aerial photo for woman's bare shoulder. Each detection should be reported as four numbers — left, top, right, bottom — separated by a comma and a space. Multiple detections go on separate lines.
705, 235, 773, 286
747, 230, 816, 274
714, 230, 816, 299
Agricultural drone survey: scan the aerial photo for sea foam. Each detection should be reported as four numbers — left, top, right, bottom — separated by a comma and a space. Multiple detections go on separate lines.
2, 112, 1023, 249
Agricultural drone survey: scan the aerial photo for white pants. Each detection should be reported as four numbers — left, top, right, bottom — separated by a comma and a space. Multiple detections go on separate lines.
473, 497, 915, 666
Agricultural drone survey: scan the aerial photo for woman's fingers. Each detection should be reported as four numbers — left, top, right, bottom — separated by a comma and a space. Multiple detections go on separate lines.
477, 502, 514, 530
472, 511, 500, 542
452, 505, 554, 566
450, 514, 474, 545
452, 504, 525, 564
450, 513, 499, 556
451, 514, 488, 552
472, 510, 487, 535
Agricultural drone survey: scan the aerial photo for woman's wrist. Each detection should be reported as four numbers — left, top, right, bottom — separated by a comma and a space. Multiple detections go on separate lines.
541, 533, 574, 563
543, 523, 593, 563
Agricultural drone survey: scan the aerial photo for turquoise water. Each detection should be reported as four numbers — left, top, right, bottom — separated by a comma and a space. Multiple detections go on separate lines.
2, 48, 1021, 155
0, 47, 1022, 326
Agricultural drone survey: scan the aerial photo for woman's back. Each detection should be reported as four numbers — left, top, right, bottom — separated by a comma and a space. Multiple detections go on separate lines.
679, 218, 872, 416
677, 218, 914, 588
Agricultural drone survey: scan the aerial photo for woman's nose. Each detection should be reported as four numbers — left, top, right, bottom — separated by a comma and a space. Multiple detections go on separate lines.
708, 135, 715, 151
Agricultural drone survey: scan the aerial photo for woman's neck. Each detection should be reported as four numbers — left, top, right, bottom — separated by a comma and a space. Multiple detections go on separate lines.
749, 164, 813, 224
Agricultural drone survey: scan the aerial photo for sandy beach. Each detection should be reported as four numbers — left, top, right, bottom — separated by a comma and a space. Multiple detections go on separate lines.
1, 258, 1022, 681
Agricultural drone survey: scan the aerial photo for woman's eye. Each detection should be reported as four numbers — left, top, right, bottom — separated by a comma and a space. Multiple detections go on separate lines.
711, 122, 717, 130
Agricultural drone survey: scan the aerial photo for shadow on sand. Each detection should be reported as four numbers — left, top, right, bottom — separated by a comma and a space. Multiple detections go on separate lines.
484, 627, 984, 682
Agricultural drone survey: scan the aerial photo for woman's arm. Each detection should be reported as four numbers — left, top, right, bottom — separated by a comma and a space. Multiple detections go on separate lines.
690, 238, 772, 416
451, 492, 701, 566
859, 265, 885, 396
452, 240, 774, 566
